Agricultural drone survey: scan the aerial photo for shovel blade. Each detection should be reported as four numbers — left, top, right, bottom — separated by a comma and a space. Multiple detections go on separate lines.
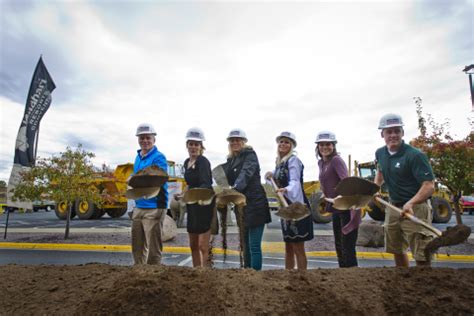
212, 164, 230, 188
182, 188, 215, 206
424, 224, 472, 260
330, 195, 374, 210
128, 175, 168, 188
275, 202, 310, 221
128, 165, 169, 188
125, 187, 161, 200
335, 177, 380, 196
215, 189, 246, 208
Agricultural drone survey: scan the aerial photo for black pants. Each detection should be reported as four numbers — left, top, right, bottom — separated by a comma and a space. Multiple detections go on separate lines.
332, 212, 358, 268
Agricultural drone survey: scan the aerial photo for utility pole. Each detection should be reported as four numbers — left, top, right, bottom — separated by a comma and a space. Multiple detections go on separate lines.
462, 64, 474, 111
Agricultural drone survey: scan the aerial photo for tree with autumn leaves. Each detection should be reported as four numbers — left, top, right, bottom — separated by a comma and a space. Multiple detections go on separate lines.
410, 97, 473, 224
11, 145, 104, 239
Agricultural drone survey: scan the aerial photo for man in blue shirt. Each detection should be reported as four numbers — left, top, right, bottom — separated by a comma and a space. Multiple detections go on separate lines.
374, 113, 435, 267
131, 123, 168, 265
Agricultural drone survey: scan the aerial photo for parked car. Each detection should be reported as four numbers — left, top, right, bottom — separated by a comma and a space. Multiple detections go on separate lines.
460, 196, 474, 215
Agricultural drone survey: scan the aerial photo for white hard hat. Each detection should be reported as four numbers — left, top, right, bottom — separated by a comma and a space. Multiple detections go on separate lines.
315, 131, 337, 143
136, 123, 156, 136
227, 128, 247, 141
185, 127, 205, 142
378, 113, 404, 130
276, 131, 297, 147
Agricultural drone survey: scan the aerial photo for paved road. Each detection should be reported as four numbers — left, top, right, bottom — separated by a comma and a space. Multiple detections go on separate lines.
1, 249, 473, 269
2, 209, 473, 233
1, 211, 473, 269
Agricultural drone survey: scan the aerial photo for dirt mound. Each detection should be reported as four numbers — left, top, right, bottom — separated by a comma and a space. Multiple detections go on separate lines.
134, 165, 167, 177
0, 265, 473, 315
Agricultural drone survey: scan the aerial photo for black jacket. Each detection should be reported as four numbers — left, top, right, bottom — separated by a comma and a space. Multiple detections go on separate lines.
184, 155, 213, 190
223, 147, 271, 228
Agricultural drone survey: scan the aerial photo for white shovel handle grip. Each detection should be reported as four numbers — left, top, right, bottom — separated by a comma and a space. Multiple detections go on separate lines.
269, 177, 289, 208
375, 197, 442, 237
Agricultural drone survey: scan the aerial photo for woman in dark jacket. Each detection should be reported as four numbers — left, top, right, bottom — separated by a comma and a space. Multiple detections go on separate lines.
179, 127, 215, 267
223, 128, 271, 270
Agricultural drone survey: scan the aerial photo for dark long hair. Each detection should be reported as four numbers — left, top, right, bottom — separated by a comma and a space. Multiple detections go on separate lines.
316, 143, 338, 160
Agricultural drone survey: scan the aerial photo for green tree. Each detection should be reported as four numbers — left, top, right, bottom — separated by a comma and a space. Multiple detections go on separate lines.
12, 145, 104, 239
411, 97, 474, 224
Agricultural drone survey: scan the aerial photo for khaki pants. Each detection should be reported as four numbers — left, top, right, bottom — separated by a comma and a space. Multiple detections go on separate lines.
384, 201, 436, 262
131, 208, 166, 265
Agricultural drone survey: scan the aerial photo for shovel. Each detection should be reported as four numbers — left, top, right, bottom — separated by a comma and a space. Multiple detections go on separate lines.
211, 163, 247, 267
324, 176, 380, 210
182, 188, 215, 206
125, 186, 161, 200
374, 197, 471, 260
331, 177, 472, 259
211, 164, 246, 208
267, 177, 310, 221
126, 165, 168, 200
128, 165, 169, 188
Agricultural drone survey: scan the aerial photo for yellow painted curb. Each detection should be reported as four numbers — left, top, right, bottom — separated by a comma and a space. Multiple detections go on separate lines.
0, 242, 131, 252
0, 242, 241, 256
0, 242, 473, 262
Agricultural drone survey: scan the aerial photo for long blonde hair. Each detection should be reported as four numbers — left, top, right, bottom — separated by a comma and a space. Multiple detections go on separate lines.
275, 142, 295, 165
227, 139, 252, 158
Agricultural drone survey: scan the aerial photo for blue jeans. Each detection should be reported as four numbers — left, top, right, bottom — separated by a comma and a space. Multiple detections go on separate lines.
244, 224, 265, 270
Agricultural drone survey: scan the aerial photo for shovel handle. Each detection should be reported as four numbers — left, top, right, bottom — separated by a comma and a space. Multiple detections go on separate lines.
268, 177, 289, 208
375, 197, 442, 237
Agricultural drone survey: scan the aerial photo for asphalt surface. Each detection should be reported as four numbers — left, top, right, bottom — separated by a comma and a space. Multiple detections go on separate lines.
1, 210, 473, 269
1, 249, 473, 269
2, 208, 474, 232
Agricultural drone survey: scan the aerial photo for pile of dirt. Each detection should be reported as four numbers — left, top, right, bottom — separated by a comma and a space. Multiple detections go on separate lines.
133, 165, 167, 177
0, 264, 472, 315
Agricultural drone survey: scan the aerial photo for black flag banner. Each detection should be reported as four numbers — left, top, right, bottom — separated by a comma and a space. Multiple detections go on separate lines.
14, 56, 56, 166
7, 56, 55, 211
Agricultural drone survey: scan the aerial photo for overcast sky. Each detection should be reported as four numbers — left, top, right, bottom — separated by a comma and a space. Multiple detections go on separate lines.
0, 0, 472, 183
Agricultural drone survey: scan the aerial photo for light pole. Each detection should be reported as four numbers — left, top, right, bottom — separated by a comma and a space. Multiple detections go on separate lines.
462, 64, 474, 110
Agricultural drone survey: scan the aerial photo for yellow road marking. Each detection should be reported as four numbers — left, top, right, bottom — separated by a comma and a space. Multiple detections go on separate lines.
0, 242, 473, 262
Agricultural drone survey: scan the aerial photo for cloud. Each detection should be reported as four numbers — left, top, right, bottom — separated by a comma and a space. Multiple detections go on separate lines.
0, 1, 472, 184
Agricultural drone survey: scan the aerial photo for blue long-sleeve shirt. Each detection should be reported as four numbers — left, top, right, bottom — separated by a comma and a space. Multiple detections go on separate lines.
133, 146, 168, 209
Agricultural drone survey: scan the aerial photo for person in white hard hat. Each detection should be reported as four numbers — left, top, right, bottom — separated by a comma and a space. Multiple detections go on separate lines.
131, 123, 168, 265
222, 128, 271, 271
265, 131, 313, 270
179, 127, 215, 267
374, 113, 435, 267
316, 130, 360, 268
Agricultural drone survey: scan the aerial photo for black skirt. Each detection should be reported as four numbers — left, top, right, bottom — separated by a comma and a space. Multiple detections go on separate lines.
281, 215, 314, 243
186, 201, 214, 234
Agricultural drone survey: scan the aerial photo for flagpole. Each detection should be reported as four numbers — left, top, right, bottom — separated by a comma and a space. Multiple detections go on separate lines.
34, 128, 39, 166
3, 208, 10, 239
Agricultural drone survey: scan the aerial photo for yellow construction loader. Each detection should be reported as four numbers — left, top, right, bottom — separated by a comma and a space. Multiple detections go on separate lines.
55, 161, 186, 220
